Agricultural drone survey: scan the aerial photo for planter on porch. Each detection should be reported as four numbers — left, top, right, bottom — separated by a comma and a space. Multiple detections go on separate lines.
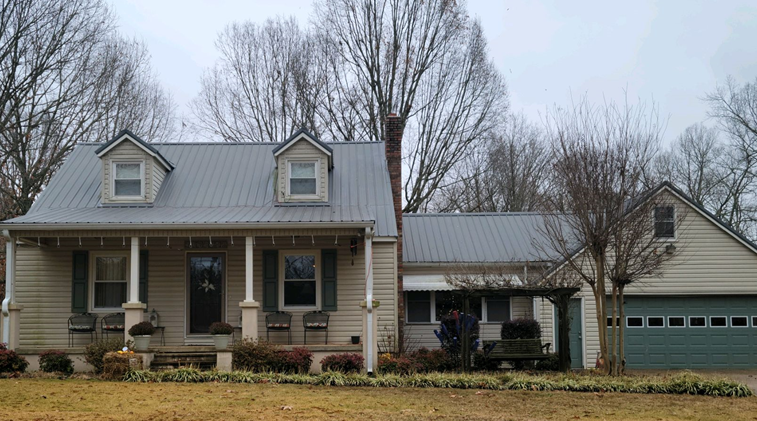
129, 322, 157, 351
209, 322, 234, 350
133, 335, 152, 351
213, 335, 231, 350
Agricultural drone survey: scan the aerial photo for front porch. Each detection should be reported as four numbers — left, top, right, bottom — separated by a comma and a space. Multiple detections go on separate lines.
2, 229, 393, 372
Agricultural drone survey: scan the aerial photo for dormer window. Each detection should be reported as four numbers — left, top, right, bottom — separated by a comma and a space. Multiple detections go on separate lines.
288, 161, 318, 197
113, 161, 144, 198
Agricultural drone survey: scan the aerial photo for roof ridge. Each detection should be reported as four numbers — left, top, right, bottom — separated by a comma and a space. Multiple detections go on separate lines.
403, 212, 544, 217
78, 141, 382, 146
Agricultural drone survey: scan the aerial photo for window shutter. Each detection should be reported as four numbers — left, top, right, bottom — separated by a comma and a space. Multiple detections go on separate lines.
71, 251, 88, 313
322, 249, 337, 311
262, 250, 278, 311
139, 250, 148, 305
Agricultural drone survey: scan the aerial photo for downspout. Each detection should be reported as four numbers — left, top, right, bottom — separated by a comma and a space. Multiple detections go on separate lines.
2, 230, 13, 344
365, 227, 374, 374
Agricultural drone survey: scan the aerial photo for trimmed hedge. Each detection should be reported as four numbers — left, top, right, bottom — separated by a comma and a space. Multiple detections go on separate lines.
121, 369, 752, 397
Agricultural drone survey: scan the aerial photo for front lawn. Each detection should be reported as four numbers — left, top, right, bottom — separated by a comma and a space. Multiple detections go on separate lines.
1, 378, 757, 420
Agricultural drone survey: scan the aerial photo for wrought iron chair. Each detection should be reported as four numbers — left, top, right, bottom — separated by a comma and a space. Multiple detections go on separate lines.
303, 311, 330, 344
100, 313, 125, 339
265, 311, 293, 344
68, 313, 98, 347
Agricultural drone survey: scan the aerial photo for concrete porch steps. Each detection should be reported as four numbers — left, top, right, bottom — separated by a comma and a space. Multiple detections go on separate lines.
150, 351, 217, 371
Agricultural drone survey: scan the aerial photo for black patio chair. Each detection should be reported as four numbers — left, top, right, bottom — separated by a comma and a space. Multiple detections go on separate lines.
100, 313, 125, 339
68, 313, 98, 347
266, 311, 293, 344
303, 311, 330, 344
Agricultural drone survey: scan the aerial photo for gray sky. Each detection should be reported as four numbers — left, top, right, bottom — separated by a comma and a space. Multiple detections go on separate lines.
112, 0, 757, 144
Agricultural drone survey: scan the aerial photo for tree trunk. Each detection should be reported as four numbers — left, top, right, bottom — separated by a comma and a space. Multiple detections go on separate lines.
462, 296, 471, 373
619, 285, 626, 375
610, 283, 618, 376
594, 255, 610, 374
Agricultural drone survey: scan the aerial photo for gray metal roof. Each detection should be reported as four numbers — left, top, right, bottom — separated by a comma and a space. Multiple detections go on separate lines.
4, 142, 397, 236
403, 213, 564, 263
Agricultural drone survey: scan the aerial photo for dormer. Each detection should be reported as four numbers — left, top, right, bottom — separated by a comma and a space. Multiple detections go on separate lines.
273, 128, 332, 203
95, 129, 174, 205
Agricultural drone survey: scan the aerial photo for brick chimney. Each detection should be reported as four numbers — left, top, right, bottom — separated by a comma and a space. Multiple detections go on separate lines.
384, 113, 404, 351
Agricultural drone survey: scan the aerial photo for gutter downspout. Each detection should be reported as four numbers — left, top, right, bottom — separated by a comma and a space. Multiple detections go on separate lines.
2, 230, 13, 344
365, 227, 374, 374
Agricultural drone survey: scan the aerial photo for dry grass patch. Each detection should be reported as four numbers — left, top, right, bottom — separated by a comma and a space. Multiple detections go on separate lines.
1, 378, 757, 420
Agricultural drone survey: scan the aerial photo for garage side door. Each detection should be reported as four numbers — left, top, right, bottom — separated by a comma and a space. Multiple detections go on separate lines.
621, 296, 757, 369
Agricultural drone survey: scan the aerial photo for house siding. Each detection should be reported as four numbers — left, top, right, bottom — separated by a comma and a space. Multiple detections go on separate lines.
13, 234, 397, 349
276, 140, 329, 203
538, 191, 757, 368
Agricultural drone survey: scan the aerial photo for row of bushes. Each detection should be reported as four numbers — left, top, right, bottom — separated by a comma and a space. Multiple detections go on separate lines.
1, 344, 77, 375
122, 368, 752, 397
231, 339, 364, 373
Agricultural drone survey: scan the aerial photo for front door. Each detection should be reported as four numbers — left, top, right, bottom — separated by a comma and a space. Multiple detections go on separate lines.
554, 298, 584, 368
187, 254, 225, 334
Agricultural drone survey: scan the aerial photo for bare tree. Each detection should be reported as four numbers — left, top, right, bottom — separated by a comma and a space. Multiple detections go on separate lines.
434, 113, 550, 212
0, 0, 175, 221
540, 95, 666, 375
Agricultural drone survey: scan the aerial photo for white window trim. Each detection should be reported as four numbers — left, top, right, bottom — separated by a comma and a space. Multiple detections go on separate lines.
111, 160, 145, 199
286, 159, 320, 199
279, 250, 321, 311
667, 316, 686, 328
752, 316, 757, 328
653, 205, 677, 241
90, 251, 130, 312
730, 316, 749, 328
404, 292, 512, 324
689, 316, 707, 328
482, 296, 513, 324
626, 316, 644, 328
646, 316, 665, 328
710, 316, 728, 328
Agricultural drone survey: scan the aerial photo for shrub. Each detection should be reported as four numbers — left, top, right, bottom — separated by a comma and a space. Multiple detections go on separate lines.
321, 353, 364, 373
472, 350, 499, 371
434, 312, 480, 367
0, 343, 28, 374
128, 321, 156, 336
209, 322, 234, 335
500, 318, 541, 340
377, 353, 423, 375
409, 348, 457, 372
534, 353, 560, 371
278, 347, 314, 374
84, 338, 127, 374
38, 350, 74, 375
232, 339, 281, 372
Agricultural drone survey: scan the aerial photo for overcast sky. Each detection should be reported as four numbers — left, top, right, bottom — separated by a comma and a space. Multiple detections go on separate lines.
112, 0, 757, 145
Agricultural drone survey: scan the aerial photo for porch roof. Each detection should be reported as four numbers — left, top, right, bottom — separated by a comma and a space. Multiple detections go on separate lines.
2, 142, 397, 236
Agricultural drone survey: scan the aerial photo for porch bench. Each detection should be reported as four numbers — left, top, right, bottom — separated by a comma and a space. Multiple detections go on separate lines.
483, 339, 552, 361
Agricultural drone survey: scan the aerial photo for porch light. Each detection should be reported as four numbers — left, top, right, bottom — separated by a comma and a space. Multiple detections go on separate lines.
149, 308, 159, 327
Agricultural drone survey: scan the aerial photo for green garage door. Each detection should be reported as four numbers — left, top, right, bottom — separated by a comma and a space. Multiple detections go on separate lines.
621, 296, 757, 368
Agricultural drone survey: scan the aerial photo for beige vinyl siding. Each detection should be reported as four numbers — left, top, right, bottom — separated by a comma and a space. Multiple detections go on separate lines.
152, 163, 167, 198
277, 140, 329, 203
101, 140, 157, 204
14, 233, 397, 349
538, 190, 757, 368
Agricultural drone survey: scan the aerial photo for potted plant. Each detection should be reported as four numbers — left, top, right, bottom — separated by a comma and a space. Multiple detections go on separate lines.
209, 322, 234, 350
128, 322, 156, 351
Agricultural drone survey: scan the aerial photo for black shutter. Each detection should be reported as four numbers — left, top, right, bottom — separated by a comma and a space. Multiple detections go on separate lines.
322, 249, 338, 311
262, 250, 278, 311
139, 250, 148, 305
71, 251, 88, 313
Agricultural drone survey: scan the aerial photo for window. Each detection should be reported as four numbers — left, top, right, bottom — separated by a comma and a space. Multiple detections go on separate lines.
606, 317, 621, 327
485, 298, 511, 323
282, 254, 317, 307
407, 291, 431, 323
647, 316, 665, 328
626, 316, 644, 328
689, 316, 706, 327
752, 316, 757, 327
435, 291, 481, 321
668, 316, 685, 328
113, 162, 143, 197
92, 255, 127, 310
654, 206, 675, 238
731, 316, 748, 327
288, 161, 317, 196
710, 316, 727, 327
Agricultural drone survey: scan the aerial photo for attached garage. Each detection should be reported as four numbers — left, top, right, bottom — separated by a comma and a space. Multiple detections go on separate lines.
621, 296, 757, 368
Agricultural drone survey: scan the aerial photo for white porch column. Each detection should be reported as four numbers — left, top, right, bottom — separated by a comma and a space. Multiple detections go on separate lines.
123, 237, 145, 343
2, 232, 22, 350
239, 236, 259, 340
361, 227, 378, 373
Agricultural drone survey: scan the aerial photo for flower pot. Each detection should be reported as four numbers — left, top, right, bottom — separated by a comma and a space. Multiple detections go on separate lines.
213, 334, 231, 350
133, 335, 151, 351
351, 336, 360, 345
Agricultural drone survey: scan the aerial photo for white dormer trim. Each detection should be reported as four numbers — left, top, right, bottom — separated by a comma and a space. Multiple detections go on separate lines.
110, 160, 145, 200
273, 132, 333, 159
96, 133, 172, 171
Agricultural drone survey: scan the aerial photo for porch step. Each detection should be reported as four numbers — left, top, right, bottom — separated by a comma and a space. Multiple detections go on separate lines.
150, 351, 217, 371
